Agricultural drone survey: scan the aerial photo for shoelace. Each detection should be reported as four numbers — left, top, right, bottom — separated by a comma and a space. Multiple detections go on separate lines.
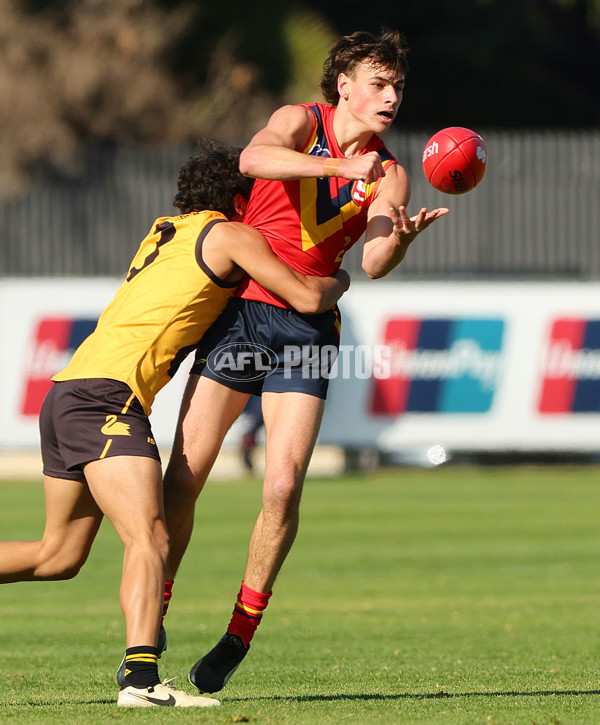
161, 677, 178, 689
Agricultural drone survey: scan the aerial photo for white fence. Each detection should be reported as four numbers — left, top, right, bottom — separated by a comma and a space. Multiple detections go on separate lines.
2, 131, 600, 279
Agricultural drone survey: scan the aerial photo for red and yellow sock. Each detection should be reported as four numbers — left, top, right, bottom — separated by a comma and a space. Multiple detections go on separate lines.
161, 580, 174, 626
226, 581, 271, 647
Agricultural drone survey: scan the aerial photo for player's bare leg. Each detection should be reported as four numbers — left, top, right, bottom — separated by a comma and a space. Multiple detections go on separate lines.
0, 476, 103, 583
163, 375, 249, 581
83, 455, 168, 650
80, 454, 220, 708
82, 454, 219, 707
243, 391, 324, 592
189, 391, 325, 694
0, 462, 219, 706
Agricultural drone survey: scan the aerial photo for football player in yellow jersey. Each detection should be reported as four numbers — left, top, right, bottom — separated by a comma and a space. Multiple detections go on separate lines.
0, 140, 349, 709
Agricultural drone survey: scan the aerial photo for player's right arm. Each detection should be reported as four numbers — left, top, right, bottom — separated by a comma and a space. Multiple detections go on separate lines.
203, 221, 350, 314
239, 105, 386, 184
239, 105, 323, 180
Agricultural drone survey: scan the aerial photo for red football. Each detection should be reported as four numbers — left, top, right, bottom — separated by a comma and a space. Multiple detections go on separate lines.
422, 127, 488, 194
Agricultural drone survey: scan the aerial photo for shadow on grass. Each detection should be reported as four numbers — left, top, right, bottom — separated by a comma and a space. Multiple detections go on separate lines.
229, 689, 600, 703
0, 700, 116, 707
4, 689, 600, 707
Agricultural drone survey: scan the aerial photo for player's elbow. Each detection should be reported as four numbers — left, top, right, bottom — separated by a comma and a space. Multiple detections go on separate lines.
362, 263, 385, 280
294, 291, 323, 314
239, 149, 256, 178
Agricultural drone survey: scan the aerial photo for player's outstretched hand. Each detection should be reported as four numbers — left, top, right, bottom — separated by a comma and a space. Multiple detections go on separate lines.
390, 205, 449, 245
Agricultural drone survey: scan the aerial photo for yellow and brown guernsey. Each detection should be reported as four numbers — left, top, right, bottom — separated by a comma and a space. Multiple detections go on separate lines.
54, 211, 238, 415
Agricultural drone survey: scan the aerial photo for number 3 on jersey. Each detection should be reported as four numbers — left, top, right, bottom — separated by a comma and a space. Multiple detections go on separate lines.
127, 221, 176, 281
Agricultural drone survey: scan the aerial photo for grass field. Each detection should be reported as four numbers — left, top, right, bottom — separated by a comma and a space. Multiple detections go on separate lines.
1, 464, 600, 724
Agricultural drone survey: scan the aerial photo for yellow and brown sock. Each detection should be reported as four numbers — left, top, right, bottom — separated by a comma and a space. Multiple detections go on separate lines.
122, 646, 161, 689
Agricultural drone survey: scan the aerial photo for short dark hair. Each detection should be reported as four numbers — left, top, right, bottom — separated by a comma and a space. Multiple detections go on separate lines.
320, 28, 409, 106
173, 139, 254, 217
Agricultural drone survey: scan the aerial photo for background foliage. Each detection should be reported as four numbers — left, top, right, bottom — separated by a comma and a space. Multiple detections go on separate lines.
1, 0, 599, 196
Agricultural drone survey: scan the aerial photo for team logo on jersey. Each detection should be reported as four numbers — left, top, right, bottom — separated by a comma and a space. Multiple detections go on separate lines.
100, 415, 131, 436
20, 317, 98, 416
538, 318, 600, 413
308, 144, 330, 158
351, 180, 367, 206
308, 144, 337, 189
207, 342, 279, 382
370, 317, 505, 415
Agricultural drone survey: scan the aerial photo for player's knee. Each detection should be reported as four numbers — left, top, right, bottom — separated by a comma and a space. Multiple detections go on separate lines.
164, 463, 206, 511
34, 548, 88, 580
263, 474, 303, 521
125, 522, 170, 567
50, 562, 83, 580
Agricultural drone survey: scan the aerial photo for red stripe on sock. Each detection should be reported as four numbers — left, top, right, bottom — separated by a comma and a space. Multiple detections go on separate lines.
161, 580, 174, 624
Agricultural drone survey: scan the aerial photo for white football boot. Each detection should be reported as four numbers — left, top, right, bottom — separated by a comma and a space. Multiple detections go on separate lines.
117, 678, 220, 708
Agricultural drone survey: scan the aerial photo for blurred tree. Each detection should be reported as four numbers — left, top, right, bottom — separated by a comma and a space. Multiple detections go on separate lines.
160, 1, 334, 141
0, 0, 335, 197
0, 0, 194, 196
1, 0, 598, 198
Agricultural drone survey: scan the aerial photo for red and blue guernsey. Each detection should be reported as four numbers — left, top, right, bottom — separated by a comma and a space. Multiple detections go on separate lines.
238, 102, 397, 309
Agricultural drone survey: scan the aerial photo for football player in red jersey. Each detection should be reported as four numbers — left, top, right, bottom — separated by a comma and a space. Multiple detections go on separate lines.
162, 29, 449, 694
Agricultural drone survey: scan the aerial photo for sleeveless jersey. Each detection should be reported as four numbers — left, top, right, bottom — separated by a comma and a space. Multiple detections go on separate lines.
238, 102, 397, 308
53, 211, 238, 415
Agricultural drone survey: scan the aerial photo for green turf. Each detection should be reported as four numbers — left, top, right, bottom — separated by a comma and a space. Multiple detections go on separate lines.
1, 465, 600, 723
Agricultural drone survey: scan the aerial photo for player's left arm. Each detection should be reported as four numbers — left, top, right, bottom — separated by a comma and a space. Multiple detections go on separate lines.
361, 164, 449, 279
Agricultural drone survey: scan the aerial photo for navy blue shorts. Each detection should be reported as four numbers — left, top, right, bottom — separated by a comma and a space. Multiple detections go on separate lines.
191, 298, 341, 399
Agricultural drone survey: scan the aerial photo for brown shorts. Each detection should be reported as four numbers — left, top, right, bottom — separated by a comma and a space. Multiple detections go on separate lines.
39, 379, 161, 481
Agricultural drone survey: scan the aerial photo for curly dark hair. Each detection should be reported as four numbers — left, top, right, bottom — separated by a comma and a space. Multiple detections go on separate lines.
173, 139, 254, 217
320, 28, 409, 106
